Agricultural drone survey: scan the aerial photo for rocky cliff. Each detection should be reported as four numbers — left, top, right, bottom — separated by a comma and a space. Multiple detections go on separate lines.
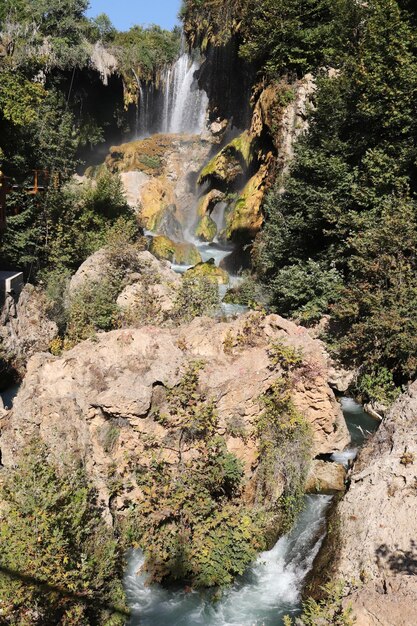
332, 383, 417, 625
0, 284, 58, 376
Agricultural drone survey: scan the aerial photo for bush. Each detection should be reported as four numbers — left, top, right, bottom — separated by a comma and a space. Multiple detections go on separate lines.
356, 366, 401, 406
0, 442, 127, 625
223, 271, 266, 308
173, 274, 220, 322
66, 277, 121, 344
41, 267, 72, 333
284, 581, 355, 625
269, 260, 344, 324
256, 378, 312, 531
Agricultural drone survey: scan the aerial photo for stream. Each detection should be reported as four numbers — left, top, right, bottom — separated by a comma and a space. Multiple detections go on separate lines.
124, 399, 379, 626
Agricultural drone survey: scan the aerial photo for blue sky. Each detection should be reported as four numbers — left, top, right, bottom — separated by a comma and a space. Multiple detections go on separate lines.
86, 0, 181, 31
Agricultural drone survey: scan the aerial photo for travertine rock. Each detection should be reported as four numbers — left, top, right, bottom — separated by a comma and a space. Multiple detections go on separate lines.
0, 313, 349, 515
305, 460, 346, 494
0, 285, 57, 370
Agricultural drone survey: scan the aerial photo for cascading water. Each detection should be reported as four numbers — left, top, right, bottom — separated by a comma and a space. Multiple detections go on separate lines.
135, 37, 208, 137
124, 495, 332, 626
123, 396, 381, 625
161, 47, 208, 134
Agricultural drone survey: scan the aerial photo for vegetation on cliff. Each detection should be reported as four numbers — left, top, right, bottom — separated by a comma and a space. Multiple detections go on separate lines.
0, 2, 179, 281
126, 355, 312, 588
254, 0, 417, 400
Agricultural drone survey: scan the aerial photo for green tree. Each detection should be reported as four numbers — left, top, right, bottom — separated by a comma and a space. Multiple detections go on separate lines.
257, 0, 417, 389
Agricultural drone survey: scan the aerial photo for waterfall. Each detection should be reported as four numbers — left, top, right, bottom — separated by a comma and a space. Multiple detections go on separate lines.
135, 37, 208, 137
161, 50, 208, 134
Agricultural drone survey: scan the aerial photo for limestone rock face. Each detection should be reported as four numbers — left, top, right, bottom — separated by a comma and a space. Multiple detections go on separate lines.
119, 171, 150, 209
69, 247, 111, 295
0, 285, 58, 370
0, 313, 348, 514
334, 382, 417, 625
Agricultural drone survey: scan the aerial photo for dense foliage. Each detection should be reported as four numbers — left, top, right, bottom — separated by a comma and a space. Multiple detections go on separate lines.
284, 581, 355, 625
114, 25, 181, 83
182, 0, 417, 399
0, 443, 127, 625
254, 0, 417, 397
130, 362, 266, 588
0, 2, 179, 279
181, 0, 352, 75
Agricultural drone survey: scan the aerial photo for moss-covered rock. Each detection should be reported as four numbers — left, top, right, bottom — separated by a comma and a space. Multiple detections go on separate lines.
198, 151, 243, 189
140, 177, 176, 229
105, 134, 176, 176
185, 259, 229, 285
228, 131, 254, 168
194, 215, 217, 242
197, 189, 225, 216
225, 165, 267, 241
197, 131, 255, 189
150, 235, 202, 266
148, 204, 183, 240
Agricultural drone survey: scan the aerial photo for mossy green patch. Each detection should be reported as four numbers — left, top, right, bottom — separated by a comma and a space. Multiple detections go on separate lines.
195, 215, 217, 242
226, 168, 266, 240
198, 131, 254, 188
185, 259, 229, 285
150, 235, 202, 265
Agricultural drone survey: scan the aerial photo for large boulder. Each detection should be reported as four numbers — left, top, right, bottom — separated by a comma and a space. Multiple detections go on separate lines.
185, 259, 229, 285
329, 382, 417, 625
69, 247, 177, 295
0, 313, 349, 515
305, 460, 346, 494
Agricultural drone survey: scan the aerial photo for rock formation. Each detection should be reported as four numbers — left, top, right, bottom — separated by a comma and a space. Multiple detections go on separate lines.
99, 134, 213, 233
332, 383, 417, 625
0, 284, 58, 372
0, 313, 349, 520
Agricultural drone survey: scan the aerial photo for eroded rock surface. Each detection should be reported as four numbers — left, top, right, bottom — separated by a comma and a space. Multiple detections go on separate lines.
335, 383, 417, 625
105, 134, 212, 230
0, 313, 348, 516
0, 284, 58, 371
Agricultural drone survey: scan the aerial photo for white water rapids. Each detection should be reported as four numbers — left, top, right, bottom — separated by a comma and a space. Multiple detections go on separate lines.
124, 495, 331, 626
